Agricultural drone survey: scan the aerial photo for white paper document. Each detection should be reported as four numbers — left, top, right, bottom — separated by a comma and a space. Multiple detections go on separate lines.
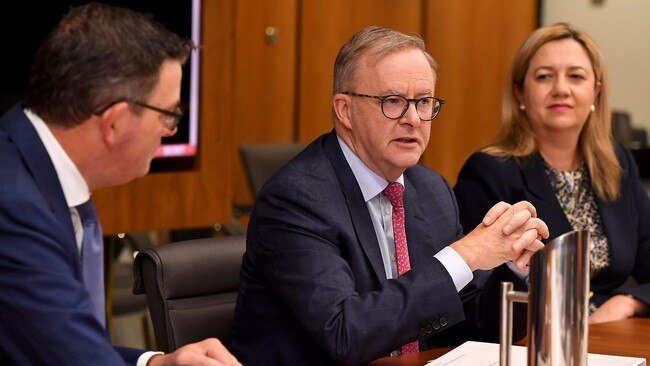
425, 341, 646, 366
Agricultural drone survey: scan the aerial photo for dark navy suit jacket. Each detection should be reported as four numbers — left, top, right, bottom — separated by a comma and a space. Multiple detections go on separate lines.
455, 148, 650, 312
0, 104, 142, 365
229, 131, 522, 365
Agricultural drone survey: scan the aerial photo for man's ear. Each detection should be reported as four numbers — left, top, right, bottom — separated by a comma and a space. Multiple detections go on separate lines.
333, 93, 353, 129
97, 102, 129, 147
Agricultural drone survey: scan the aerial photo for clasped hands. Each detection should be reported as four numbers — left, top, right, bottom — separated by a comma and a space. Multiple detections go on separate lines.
147, 338, 242, 366
452, 201, 549, 272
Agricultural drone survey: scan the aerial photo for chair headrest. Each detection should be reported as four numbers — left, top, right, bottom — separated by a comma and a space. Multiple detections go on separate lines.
133, 235, 246, 299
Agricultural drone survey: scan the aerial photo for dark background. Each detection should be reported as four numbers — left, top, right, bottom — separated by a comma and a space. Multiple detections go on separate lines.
0, 1, 196, 170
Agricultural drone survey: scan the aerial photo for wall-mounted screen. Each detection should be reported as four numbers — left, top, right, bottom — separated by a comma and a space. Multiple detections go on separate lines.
1, 0, 202, 173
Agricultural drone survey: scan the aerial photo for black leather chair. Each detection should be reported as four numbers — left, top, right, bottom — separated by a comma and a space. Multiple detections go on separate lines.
239, 142, 305, 198
132, 235, 246, 352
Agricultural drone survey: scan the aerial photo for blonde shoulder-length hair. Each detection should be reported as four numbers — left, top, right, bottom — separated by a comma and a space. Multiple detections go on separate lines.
484, 22, 621, 201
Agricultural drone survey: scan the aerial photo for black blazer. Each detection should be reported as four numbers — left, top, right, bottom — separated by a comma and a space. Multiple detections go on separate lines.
454, 147, 650, 310
230, 131, 517, 365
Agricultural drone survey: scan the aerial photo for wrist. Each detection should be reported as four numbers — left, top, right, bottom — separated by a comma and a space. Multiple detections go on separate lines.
142, 352, 165, 366
619, 294, 646, 315
450, 239, 476, 272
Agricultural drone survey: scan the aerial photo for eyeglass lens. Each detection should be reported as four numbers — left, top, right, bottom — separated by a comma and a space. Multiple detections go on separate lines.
130, 100, 183, 130
162, 109, 182, 130
381, 96, 441, 120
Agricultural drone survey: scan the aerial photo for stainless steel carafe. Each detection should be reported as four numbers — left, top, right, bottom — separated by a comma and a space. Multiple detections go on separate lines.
500, 230, 590, 366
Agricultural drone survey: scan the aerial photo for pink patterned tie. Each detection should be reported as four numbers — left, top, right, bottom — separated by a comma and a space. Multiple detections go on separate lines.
384, 182, 419, 355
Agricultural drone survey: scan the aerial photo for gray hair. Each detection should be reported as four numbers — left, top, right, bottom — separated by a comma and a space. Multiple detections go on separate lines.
333, 26, 437, 94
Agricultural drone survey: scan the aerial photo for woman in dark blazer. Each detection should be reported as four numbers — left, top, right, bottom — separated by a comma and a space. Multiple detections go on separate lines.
454, 23, 650, 324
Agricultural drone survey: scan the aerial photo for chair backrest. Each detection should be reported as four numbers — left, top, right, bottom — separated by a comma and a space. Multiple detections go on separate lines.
612, 110, 631, 147
133, 235, 246, 352
239, 142, 305, 198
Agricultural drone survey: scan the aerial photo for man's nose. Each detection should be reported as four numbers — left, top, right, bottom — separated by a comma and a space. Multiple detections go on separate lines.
400, 101, 421, 126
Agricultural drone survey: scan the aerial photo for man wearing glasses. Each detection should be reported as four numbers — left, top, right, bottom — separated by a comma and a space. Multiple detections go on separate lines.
0, 3, 240, 366
229, 26, 549, 365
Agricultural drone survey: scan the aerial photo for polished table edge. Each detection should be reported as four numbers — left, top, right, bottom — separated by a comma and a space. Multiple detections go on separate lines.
368, 317, 650, 365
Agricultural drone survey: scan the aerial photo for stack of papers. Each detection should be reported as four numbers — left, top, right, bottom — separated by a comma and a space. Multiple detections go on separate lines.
426, 341, 646, 366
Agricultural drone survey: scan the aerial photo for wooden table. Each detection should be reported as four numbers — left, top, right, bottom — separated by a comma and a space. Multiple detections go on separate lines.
369, 317, 650, 365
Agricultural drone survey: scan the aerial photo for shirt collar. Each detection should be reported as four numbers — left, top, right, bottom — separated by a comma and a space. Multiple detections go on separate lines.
25, 108, 90, 208
336, 134, 404, 202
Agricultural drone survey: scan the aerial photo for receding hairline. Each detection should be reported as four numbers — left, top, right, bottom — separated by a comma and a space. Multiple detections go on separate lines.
338, 44, 438, 93
333, 26, 438, 94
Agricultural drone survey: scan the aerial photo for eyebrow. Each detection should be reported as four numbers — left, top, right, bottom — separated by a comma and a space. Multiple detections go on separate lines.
567, 66, 589, 72
534, 65, 589, 73
381, 89, 433, 96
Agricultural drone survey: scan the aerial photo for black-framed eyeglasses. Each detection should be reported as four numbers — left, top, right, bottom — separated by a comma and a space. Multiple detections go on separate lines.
342, 92, 445, 121
93, 97, 184, 131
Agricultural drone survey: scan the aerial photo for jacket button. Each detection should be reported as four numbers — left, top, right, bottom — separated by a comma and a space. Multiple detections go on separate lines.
418, 327, 428, 337
432, 320, 440, 330
440, 317, 448, 327
425, 324, 433, 334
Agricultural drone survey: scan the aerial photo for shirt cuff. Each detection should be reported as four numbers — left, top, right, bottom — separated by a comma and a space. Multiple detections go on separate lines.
137, 351, 164, 366
435, 246, 473, 291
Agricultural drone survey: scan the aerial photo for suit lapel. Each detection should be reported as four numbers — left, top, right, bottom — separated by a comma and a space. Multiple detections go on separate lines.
1, 104, 77, 246
402, 175, 430, 265
594, 152, 634, 281
521, 153, 573, 239
322, 131, 386, 282
522, 154, 554, 200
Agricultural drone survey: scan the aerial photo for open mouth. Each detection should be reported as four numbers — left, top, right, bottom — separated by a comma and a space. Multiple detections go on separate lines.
394, 137, 418, 143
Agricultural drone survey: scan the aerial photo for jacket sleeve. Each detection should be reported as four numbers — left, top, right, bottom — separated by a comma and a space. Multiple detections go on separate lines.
616, 147, 650, 312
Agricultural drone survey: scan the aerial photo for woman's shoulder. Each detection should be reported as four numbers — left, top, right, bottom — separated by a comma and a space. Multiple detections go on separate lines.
455, 151, 528, 192
613, 143, 635, 169
461, 151, 520, 172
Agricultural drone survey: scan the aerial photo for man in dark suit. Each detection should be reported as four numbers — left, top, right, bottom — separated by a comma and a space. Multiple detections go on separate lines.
0, 4, 240, 366
229, 26, 549, 365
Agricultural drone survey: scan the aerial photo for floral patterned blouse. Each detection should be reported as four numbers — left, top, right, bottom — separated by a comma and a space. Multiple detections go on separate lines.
544, 161, 610, 278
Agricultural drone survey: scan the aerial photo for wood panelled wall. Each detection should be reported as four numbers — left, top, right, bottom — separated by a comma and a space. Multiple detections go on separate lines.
232, 0, 298, 205
297, 1, 424, 142
94, 0, 538, 234
94, 0, 235, 234
424, 1, 538, 183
